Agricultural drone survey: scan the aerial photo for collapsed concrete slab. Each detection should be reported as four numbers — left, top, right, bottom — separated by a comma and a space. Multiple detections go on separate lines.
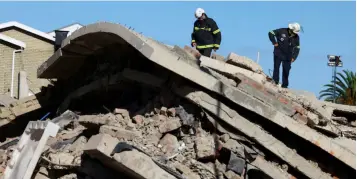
36, 22, 355, 176
84, 134, 177, 179
174, 85, 332, 179
0, 95, 46, 126
199, 55, 267, 84
321, 101, 356, 114
249, 156, 293, 179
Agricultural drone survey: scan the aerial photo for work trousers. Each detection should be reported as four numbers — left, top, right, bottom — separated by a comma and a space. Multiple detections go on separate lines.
198, 48, 213, 57
273, 55, 291, 88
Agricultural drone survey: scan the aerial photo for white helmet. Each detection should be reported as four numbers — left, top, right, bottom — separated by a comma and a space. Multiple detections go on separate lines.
195, 8, 205, 18
288, 22, 303, 34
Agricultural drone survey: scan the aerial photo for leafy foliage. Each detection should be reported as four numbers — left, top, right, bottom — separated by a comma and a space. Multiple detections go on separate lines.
319, 70, 356, 105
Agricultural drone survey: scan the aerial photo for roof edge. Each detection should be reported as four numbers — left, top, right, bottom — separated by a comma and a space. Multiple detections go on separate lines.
0, 21, 54, 42
0, 33, 26, 49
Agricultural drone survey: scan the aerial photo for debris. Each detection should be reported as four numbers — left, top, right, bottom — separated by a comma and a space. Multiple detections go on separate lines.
227, 152, 246, 175
48, 152, 75, 166
4, 121, 60, 179
173, 162, 200, 179
114, 108, 130, 119
167, 108, 176, 117
0, 23, 355, 179
159, 119, 182, 133
223, 139, 245, 157
224, 170, 242, 179
220, 134, 230, 143
175, 106, 195, 127
133, 115, 144, 125
159, 134, 179, 156
195, 135, 217, 160
99, 125, 140, 140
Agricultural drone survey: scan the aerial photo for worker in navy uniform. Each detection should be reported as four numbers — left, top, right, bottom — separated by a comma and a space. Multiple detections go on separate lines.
191, 8, 222, 57
268, 22, 302, 88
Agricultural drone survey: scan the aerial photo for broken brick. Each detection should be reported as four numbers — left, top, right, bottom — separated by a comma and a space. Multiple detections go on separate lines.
132, 115, 144, 125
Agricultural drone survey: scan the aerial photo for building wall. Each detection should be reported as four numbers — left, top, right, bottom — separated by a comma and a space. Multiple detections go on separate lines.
0, 29, 54, 98
0, 43, 15, 95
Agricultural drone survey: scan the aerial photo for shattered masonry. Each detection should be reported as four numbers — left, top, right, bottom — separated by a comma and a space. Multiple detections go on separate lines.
0, 22, 355, 179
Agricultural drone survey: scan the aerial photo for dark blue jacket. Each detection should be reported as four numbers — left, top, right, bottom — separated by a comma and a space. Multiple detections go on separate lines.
191, 16, 221, 50
269, 28, 300, 60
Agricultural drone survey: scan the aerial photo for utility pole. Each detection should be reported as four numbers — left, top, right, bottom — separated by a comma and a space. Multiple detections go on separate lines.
256, 51, 260, 64
327, 55, 343, 103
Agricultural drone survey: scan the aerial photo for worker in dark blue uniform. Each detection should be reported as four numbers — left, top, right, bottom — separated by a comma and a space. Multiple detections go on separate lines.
191, 8, 222, 57
268, 22, 302, 88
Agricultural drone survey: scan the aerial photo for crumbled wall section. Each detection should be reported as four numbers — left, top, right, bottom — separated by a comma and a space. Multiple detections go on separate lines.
0, 95, 44, 125
0, 29, 54, 97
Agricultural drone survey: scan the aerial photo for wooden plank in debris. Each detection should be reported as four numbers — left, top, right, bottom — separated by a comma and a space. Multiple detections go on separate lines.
174, 86, 332, 179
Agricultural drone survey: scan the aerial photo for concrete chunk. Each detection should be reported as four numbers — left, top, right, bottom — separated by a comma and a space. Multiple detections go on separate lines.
158, 119, 182, 133
250, 156, 293, 179
99, 125, 141, 140
226, 52, 263, 73
159, 134, 179, 155
85, 134, 176, 179
199, 55, 266, 83
173, 162, 200, 179
113, 150, 176, 179
195, 135, 216, 160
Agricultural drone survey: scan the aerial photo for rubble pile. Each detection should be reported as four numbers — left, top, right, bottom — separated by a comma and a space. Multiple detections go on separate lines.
0, 97, 283, 179
0, 22, 355, 179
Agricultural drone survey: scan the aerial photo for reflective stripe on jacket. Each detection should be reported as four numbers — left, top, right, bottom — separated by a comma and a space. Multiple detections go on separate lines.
191, 17, 221, 49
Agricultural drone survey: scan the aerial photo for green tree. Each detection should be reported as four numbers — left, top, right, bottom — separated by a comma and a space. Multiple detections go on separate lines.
319, 70, 356, 105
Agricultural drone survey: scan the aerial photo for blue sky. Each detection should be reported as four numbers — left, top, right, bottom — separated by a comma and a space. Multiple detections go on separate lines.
0, 1, 355, 96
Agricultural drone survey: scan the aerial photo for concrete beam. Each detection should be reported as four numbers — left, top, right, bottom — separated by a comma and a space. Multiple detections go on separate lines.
199, 55, 266, 83
4, 121, 60, 179
226, 52, 263, 73
174, 85, 332, 179
209, 79, 356, 169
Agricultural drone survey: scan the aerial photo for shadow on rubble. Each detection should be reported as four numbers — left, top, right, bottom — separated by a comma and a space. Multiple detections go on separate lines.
32, 154, 133, 179
0, 105, 56, 143
0, 82, 67, 142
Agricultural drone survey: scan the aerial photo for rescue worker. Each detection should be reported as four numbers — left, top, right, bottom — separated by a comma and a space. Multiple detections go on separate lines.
268, 22, 302, 88
191, 8, 221, 57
